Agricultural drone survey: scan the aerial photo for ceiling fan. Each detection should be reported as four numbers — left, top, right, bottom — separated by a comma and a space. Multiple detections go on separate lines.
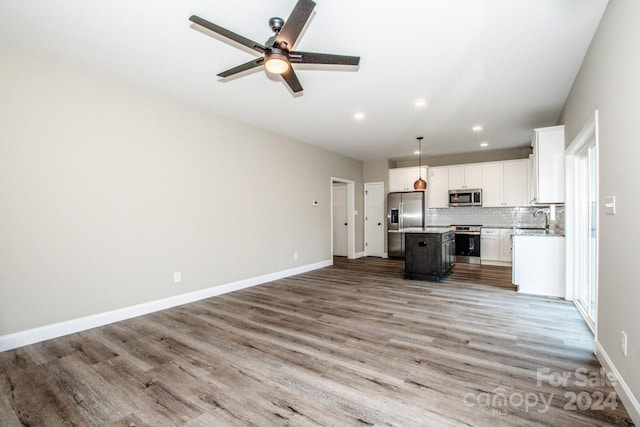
189, 0, 360, 94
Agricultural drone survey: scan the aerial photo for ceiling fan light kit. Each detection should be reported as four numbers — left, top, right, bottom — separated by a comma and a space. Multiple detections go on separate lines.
189, 0, 360, 94
264, 51, 290, 74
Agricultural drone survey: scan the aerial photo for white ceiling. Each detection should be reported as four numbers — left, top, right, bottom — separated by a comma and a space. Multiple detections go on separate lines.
0, 0, 608, 161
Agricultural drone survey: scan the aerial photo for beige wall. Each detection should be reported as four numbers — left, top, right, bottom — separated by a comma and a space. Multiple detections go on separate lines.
560, 0, 640, 411
0, 44, 363, 335
363, 160, 389, 185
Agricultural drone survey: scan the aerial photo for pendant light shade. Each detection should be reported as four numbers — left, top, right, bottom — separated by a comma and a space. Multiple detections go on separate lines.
413, 136, 427, 190
414, 177, 427, 190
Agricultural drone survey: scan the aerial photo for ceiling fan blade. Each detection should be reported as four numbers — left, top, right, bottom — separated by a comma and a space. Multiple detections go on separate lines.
281, 67, 303, 93
189, 15, 266, 53
290, 51, 360, 66
273, 0, 316, 50
217, 58, 265, 78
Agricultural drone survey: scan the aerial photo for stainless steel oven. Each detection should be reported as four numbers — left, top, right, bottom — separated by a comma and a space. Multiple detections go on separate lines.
451, 225, 481, 264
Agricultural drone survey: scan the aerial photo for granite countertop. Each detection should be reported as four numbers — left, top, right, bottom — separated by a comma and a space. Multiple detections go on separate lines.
401, 226, 454, 234
397, 225, 564, 236
482, 225, 565, 236
512, 229, 565, 237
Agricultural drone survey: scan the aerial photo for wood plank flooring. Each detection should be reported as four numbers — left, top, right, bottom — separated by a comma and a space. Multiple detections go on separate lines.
0, 257, 634, 426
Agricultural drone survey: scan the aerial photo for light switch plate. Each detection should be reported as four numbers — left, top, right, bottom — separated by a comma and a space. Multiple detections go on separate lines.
604, 196, 616, 215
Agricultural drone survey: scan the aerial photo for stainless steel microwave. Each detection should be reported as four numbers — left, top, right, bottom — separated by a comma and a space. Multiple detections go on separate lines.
448, 189, 482, 207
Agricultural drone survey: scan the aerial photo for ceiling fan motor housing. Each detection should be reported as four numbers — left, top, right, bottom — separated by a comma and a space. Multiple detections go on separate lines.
269, 17, 284, 33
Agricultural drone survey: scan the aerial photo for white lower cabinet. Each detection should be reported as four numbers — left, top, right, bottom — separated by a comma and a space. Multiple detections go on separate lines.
480, 228, 512, 266
499, 229, 513, 262
513, 235, 565, 298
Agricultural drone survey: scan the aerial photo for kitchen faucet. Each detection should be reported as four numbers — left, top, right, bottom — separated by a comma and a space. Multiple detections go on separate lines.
533, 209, 549, 230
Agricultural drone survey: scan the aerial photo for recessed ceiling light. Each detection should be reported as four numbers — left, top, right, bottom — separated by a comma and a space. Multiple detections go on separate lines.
414, 99, 427, 108
472, 125, 483, 132
480, 142, 489, 147
354, 112, 365, 120
414, 150, 421, 155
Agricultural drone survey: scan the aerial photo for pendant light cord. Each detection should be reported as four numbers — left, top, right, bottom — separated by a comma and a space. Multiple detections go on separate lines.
417, 136, 424, 178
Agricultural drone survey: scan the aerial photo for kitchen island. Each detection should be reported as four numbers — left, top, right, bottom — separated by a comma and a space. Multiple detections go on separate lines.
404, 227, 455, 282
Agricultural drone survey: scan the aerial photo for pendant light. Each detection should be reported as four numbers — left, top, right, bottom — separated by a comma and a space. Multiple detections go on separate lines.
413, 136, 427, 190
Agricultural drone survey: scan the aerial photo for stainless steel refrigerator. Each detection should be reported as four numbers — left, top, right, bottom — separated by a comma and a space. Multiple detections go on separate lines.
387, 191, 425, 258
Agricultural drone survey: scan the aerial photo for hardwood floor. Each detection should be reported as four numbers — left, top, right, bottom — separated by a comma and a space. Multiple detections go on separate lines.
0, 257, 634, 426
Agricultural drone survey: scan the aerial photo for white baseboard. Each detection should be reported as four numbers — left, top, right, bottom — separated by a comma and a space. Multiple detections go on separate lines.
595, 340, 640, 425
0, 259, 333, 353
382, 252, 388, 259
354, 251, 366, 259
480, 260, 512, 267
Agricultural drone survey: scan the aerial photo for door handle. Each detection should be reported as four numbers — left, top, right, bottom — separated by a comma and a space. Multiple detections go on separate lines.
378, 222, 381, 226
344, 222, 348, 226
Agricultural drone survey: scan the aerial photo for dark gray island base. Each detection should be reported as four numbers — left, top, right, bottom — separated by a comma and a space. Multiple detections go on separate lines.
404, 228, 455, 282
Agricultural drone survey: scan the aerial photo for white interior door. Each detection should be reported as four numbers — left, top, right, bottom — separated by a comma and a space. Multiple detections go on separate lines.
332, 183, 348, 256
364, 182, 384, 257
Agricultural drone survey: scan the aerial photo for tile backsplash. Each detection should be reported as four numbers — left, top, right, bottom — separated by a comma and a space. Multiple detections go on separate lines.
425, 206, 564, 230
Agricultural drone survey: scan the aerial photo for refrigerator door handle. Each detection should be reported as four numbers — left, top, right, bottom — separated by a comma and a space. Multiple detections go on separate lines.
399, 202, 403, 229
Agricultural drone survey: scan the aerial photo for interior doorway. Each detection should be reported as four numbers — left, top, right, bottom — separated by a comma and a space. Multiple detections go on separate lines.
331, 178, 356, 259
566, 110, 599, 336
364, 182, 384, 257
332, 183, 348, 256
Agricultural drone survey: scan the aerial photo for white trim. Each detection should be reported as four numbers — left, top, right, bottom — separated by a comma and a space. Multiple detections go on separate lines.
565, 110, 599, 338
574, 300, 595, 335
354, 251, 366, 259
595, 340, 640, 425
331, 177, 356, 259
480, 260, 512, 267
0, 259, 332, 352
382, 252, 388, 259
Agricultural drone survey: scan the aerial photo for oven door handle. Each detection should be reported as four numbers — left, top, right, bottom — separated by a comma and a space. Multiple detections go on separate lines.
454, 231, 481, 235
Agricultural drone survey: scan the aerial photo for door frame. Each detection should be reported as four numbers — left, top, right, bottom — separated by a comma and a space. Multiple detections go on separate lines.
565, 109, 599, 338
330, 177, 356, 259
364, 181, 385, 257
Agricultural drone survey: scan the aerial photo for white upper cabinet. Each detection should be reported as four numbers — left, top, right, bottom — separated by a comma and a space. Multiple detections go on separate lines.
481, 163, 504, 207
481, 160, 530, 207
531, 125, 565, 204
448, 164, 482, 190
389, 168, 407, 192
427, 167, 449, 208
389, 166, 427, 192
504, 161, 530, 206
390, 159, 529, 208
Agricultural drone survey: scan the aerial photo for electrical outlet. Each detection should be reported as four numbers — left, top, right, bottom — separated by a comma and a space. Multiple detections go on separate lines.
174, 272, 182, 284
621, 331, 628, 356
293, 252, 298, 260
